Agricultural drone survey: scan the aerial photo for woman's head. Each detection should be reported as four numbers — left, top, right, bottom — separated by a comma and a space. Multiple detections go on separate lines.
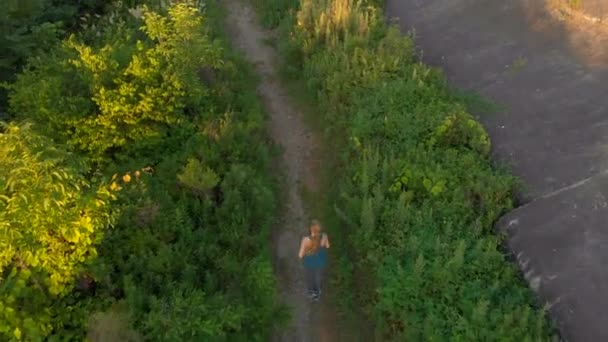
306, 219, 322, 255
310, 219, 322, 236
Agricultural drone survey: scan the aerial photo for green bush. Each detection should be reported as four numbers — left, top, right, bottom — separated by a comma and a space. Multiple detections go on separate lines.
256, 0, 553, 339
0, 123, 117, 340
9, 3, 224, 162
0, 0, 113, 113
252, 0, 298, 28
3, 1, 282, 340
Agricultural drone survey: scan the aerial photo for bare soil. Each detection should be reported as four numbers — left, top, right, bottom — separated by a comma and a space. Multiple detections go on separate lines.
223, 1, 338, 341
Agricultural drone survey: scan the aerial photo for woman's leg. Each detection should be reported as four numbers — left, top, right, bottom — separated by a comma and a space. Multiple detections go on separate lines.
305, 267, 316, 296
313, 268, 323, 295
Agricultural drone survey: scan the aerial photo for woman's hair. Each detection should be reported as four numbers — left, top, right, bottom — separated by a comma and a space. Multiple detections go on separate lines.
306, 219, 322, 255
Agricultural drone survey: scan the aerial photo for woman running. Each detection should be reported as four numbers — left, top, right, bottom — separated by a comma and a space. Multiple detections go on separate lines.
298, 219, 330, 301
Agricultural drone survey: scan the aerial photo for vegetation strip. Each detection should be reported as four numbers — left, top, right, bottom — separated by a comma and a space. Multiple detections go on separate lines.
252, 0, 555, 339
1, 1, 281, 340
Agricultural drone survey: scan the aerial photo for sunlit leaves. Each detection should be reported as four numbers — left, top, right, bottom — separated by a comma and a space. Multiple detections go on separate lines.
3, 1, 282, 340
0, 123, 116, 340
9, 3, 223, 160
177, 158, 219, 196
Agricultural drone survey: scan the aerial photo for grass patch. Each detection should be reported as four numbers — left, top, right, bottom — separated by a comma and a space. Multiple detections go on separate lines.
450, 87, 507, 117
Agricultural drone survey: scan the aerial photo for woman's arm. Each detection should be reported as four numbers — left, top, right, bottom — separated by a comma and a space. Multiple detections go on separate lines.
298, 237, 309, 259
322, 234, 330, 248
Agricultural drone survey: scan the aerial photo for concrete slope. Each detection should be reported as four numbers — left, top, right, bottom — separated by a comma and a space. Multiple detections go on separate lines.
385, 1, 608, 341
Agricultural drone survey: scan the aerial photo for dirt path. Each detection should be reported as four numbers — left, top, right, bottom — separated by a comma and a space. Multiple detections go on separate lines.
223, 1, 337, 341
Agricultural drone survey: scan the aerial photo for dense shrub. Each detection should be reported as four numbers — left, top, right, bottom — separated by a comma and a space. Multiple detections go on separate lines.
9, 3, 224, 162
252, 0, 298, 28
256, 0, 553, 340
3, 1, 281, 340
0, 123, 117, 340
0, 0, 115, 114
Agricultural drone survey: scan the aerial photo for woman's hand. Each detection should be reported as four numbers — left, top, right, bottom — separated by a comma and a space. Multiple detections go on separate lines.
322, 234, 330, 248
298, 237, 309, 259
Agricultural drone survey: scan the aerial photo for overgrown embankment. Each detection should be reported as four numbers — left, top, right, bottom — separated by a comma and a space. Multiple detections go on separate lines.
253, 0, 554, 340
1, 1, 282, 340
558, 0, 607, 20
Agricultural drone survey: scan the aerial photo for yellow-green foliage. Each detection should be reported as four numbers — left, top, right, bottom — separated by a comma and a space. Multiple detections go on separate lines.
2, 1, 283, 340
567, 0, 582, 9
9, 3, 223, 160
177, 158, 220, 196
296, 0, 376, 51
428, 109, 491, 156
0, 123, 116, 340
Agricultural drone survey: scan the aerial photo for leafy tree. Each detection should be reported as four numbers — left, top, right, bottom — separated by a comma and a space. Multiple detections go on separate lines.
0, 123, 117, 341
3, 1, 283, 340
9, 3, 223, 161
0, 0, 110, 114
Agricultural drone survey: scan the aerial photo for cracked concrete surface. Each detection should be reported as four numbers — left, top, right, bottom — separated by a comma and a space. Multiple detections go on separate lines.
386, 0, 608, 340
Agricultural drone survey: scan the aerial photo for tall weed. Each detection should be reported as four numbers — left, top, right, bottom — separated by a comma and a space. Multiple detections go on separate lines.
256, 0, 554, 339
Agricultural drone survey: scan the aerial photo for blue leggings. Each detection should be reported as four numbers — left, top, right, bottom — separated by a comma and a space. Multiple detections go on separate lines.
305, 267, 324, 294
